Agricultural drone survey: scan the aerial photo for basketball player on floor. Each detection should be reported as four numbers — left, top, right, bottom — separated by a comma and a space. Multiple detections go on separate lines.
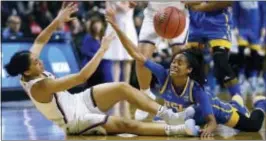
129, 1, 190, 121
105, 8, 266, 134
4, 2, 199, 136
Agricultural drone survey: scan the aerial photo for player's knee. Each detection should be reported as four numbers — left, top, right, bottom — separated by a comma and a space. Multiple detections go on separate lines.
212, 47, 229, 67
116, 82, 130, 89
116, 82, 132, 94
212, 47, 235, 82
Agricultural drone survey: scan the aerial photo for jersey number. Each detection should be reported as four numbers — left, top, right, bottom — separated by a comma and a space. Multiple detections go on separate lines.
164, 101, 183, 112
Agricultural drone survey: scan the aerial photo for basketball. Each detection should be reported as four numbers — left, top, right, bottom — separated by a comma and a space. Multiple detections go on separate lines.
153, 6, 186, 39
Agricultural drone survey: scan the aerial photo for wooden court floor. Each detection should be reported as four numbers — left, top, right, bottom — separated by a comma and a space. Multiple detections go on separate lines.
1, 97, 266, 140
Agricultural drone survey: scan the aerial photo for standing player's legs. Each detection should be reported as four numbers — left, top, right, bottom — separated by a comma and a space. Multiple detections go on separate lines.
134, 11, 160, 120
210, 44, 241, 97
207, 27, 241, 97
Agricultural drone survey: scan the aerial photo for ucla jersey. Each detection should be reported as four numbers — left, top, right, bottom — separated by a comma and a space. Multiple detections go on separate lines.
160, 76, 195, 112
159, 73, 249, 127
144, 59, 249, 127
188, 5, 232, 49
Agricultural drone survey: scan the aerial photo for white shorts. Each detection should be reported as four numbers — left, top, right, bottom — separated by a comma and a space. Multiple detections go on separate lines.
139, 8, 190, 47
65, 88, 108, 135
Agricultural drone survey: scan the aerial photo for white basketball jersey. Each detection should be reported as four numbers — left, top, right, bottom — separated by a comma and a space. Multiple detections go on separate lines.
20, 71, 72, 130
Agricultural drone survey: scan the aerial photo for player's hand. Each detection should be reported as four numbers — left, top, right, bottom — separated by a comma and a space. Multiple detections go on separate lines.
129, 1, 137, 8
200, 128, 214, 138
56, 2, 78, 23
100, 32, 115, 51
199, 123, 216, 138
105, 8, 117, 26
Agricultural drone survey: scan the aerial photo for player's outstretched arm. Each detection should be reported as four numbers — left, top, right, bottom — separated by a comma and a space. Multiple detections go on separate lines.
30, 2, 78, 57
31, 34, 114, 96
105, 8, 147, 64
187, 2, 233, 12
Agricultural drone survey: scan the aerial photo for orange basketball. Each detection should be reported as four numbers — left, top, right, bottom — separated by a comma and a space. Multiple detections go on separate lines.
154, 7, 186, 39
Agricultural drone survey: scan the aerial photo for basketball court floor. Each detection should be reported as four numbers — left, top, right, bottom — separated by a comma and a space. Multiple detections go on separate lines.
1, 97, 266, 140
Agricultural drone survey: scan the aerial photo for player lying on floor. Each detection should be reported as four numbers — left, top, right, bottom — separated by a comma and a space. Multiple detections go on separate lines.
4, 2, 200, 136
106, 7, 266, 136
105, 7, 217, 137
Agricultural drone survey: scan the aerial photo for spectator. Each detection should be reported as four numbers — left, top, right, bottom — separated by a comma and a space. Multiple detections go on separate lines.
80, 16, 113, 87
2, 15, 23, 40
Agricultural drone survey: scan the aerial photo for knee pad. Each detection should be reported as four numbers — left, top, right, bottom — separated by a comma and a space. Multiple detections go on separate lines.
212, 47, 236, 84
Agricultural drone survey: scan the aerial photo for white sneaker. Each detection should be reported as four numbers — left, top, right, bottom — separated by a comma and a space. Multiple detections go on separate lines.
167, 119, 200, 136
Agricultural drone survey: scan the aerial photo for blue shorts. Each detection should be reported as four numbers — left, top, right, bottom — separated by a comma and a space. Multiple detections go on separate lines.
188, 11, 232, 49
238, 29, 262, 51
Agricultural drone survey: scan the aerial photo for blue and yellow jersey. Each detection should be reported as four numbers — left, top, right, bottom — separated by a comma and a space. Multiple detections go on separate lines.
144, 59, 249, 127
188, 5, 232, 49
233, 1, 264, 49
144, 59, 213, 118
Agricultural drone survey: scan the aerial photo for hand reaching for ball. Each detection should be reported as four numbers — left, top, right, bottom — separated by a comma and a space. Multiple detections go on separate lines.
105, 8, 117, 26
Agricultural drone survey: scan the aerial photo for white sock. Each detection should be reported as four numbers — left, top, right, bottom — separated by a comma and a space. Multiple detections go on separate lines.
141, 88, 156, 100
